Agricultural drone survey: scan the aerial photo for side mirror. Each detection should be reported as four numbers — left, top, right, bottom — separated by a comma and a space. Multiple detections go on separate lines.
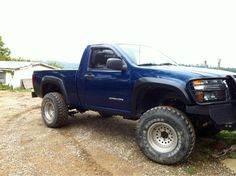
106, 58, 126, 71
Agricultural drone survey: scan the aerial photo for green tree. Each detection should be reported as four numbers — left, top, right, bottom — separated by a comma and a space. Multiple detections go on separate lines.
0, 36, 11, 61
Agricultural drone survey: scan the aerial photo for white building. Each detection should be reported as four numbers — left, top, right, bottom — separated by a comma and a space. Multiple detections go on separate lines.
0, 61, 57, 88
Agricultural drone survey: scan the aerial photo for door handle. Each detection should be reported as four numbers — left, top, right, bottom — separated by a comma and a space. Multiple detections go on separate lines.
84, 73, 95, 79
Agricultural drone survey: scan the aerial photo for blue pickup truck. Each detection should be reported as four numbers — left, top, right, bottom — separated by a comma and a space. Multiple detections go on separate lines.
32, 44, 236, 164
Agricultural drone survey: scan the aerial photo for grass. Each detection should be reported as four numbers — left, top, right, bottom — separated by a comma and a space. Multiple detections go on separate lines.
191, 130, 236, 162
0, 84, 31, 92
216, 131, 236, 146
230, 152, 236, 159
184, 166, 197, 175
216, 131, 236, 159
217, 131, 236, 138
0, 84, 12, 90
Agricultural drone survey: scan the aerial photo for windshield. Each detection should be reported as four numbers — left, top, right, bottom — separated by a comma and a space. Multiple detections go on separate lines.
118, 44, 177, 66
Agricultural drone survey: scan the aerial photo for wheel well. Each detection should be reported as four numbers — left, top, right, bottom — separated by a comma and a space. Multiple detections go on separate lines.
42, 83, 62, 97
136, 88, 186, 115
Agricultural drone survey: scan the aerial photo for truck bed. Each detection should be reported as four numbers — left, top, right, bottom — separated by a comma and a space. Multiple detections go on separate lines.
33, 70, 79, 107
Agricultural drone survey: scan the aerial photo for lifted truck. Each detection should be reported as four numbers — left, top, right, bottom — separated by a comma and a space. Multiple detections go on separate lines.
32, 44, 236, 164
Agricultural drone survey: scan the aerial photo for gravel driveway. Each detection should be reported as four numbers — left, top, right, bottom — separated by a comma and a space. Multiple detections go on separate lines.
0, 91, 235, 175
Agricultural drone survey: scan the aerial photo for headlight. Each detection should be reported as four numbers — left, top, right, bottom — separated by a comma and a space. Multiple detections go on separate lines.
191, 79, 228, 103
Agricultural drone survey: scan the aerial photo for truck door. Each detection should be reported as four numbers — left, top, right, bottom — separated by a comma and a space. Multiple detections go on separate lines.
83, 47, 132, 113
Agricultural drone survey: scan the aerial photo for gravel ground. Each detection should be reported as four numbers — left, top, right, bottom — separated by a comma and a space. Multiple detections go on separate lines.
0, 91, 235, 176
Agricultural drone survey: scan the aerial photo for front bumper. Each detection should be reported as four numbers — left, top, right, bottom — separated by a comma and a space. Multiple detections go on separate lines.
186, 103, 236, 131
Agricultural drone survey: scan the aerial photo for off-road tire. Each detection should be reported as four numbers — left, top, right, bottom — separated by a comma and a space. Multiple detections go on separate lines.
41, 92, 68, 128
136, 106, 196, 165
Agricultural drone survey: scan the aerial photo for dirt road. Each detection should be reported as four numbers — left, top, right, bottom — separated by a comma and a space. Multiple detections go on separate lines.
0, 91, 235, 175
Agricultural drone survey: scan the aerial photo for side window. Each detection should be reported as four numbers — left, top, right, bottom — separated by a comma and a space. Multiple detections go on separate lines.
89, 48, 118, 69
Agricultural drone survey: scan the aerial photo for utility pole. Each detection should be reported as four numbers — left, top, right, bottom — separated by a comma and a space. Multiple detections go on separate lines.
204, 60, 208, 68
218, 58, 221, 69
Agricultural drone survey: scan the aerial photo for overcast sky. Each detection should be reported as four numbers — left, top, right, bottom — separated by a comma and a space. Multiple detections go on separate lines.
1, 0, 236, 67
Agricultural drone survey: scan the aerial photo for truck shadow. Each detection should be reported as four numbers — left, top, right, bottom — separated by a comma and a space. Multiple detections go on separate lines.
56, 111, 235, 171
65, 111, 137, 143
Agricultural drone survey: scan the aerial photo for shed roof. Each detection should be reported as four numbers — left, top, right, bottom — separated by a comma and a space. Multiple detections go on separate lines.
0, 61, 57, 70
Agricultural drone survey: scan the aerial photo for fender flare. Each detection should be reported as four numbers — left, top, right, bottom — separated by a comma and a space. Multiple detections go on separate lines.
132, 77, 192, 115
40, 76, 69, 104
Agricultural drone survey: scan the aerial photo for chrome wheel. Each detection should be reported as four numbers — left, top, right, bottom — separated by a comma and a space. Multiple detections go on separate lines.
44, 100, 55, 124
147, 122, 178, 153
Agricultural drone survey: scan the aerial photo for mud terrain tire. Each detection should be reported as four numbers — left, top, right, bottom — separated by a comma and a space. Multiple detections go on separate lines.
136, 106, 196, 164
41, 92, 68, 128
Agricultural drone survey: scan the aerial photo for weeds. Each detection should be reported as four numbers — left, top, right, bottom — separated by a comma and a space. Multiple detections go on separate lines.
0, 84, 31, 92
184, 166, 197, 175
217, 131, 236, 146
230, 152, 236, 159
0, 84, 12, 90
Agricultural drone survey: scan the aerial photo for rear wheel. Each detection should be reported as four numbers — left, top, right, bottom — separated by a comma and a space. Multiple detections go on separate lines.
41, 92, 68, 128
136, 106, 196, 164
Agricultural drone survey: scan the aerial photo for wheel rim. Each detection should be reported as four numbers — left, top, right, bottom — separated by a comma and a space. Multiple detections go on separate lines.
44, 100, 55, 123
147, 122, 178, 153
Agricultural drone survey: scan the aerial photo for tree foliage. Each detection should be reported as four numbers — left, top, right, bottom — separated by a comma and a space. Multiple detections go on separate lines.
0, 36, 11, 61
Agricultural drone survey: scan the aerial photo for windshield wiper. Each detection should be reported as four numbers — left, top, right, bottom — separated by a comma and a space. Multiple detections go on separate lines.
138, 63, 158, 66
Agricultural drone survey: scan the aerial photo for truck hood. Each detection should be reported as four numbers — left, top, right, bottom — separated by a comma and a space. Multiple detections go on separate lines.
142, 65, 236, 82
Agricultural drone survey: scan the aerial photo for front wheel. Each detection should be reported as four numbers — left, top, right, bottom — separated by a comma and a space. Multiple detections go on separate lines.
41, 92, 68, 128
136, 106, 196, 165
